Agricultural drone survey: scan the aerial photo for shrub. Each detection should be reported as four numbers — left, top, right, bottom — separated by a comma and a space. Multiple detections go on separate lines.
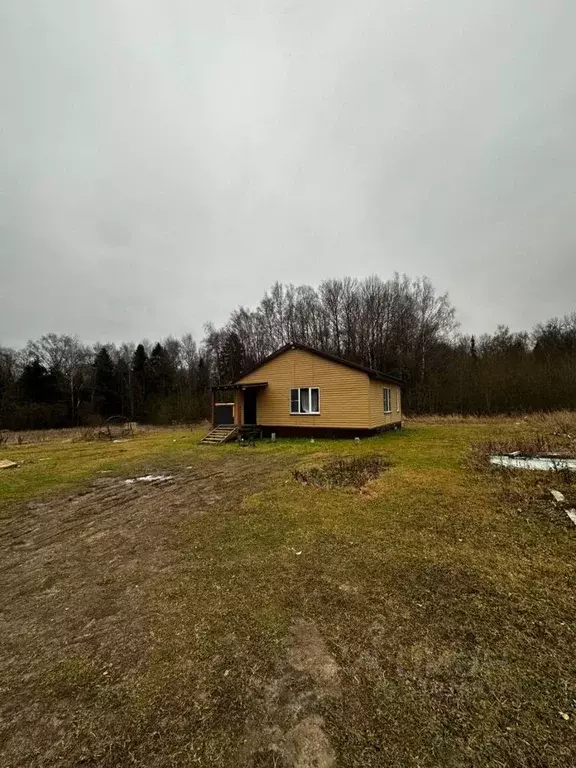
293, 455, 389, 489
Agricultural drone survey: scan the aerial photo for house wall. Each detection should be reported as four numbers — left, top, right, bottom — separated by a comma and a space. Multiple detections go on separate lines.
368, 379, 402, 428
237, 347, 372, 428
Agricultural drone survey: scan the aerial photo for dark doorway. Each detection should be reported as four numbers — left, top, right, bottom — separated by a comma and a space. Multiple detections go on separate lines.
243, 390, 257, 424
214, 404, 234, 425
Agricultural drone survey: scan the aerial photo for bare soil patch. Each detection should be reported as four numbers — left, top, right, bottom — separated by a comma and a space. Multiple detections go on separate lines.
246, 619, 340, 767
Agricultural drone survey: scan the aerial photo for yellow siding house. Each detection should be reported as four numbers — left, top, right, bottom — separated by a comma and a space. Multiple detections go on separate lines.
211, 343, 402, 438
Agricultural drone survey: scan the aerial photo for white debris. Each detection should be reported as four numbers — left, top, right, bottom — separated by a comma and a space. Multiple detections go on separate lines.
566, 510, 576, 526
125, 474, 173, 484
490, 455, 576, 472
550, 489, 566, 503
0, 459, 18, 470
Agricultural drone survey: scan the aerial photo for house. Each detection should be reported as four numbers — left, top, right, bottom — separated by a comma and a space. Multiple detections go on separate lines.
209, 342, 402, 439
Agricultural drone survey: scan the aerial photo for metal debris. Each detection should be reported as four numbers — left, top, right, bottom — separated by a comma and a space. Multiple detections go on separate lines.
490, 455, 576, 471
550, 489, 566, 503
549, 489, 576, 527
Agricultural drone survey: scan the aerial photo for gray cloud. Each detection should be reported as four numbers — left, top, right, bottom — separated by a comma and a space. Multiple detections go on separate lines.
1, 0, 575, 347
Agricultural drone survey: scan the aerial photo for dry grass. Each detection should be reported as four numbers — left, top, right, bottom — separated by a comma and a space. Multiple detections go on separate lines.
0, 426, 89, 445
0, 415, 574, 767
0, 423, 207, 446
406, 413, 502, 424
293, 455, 388, 489
465, 415, 576, 530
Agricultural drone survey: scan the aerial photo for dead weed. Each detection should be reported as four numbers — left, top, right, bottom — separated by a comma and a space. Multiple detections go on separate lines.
293, 455, 388, 489
466, 435, 576, 528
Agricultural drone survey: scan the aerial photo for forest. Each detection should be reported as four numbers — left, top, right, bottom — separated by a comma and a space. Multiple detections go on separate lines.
1, 273, 575, 430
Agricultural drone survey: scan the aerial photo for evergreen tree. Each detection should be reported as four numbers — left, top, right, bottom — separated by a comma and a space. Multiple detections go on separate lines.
197, 357, 209, 394
131, 344, 148, 421
92, 348, 120, 417
146, 343, 175, 396
18, 359, 59, 403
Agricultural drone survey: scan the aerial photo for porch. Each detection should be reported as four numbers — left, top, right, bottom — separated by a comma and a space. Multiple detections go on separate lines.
209, 382, 267, 428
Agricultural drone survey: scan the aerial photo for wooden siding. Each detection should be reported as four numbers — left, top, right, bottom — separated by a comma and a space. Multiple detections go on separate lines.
368, 379, 403, 428
237, 347, 372, 428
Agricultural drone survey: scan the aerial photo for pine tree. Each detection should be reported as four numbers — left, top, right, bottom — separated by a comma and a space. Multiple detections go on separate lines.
131, 344, 148, 421
146, 343, 175, 396
197, 357, 209, 394
18, 359, 59, 403
92, 348, 120, 417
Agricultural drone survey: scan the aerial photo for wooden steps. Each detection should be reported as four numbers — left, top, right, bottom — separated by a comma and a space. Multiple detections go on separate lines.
199, 425, 238, 445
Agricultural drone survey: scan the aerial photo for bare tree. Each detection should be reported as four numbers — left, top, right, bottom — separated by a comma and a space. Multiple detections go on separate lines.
25, 334, 90, 423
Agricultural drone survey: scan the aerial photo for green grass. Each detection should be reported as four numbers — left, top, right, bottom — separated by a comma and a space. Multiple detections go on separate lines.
0, 422, 461, 507
0, 427, 209, 507
0, 417, 575, 767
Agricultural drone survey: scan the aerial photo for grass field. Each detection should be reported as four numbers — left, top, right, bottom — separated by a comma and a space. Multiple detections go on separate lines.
0, 417, 574, 767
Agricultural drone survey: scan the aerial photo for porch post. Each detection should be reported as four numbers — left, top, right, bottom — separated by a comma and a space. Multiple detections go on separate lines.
235, 390, 241, 425
211, 389, 215, 428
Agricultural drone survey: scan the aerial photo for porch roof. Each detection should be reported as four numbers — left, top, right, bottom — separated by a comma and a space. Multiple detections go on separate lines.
210, 381, 268, 392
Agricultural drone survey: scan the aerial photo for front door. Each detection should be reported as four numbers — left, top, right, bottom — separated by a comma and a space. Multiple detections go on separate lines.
243, 389, 257, 424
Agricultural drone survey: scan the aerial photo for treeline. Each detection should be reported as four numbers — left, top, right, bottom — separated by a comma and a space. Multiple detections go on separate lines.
204, 275, 576, 414
0, 334, 209, 430
1, 273, 575, 429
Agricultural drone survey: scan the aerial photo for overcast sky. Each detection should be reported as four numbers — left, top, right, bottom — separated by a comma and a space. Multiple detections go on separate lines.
1, 1, 574, 348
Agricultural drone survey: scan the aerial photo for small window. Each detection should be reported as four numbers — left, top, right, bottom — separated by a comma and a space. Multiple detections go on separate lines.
290, 387, 320, 414
383, 388, 392, 413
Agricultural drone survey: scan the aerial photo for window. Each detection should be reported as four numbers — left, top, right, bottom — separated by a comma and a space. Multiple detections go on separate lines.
290, 387, 320, 414
383, 387, 392, 413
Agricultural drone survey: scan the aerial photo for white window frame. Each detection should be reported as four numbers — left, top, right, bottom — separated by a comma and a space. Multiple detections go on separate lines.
290, 387, 320, 415
383, 387, 392, 414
